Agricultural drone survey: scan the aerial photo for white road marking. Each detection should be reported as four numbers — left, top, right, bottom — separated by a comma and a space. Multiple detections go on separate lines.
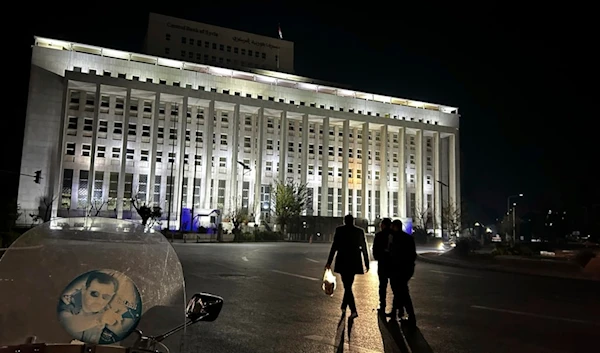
271, 270, 319, 281
430, 270, 482, 278
305, 258, 320, 263
241, 256, 249, 262
471, 305, 600, 326
305, 335, 382, 353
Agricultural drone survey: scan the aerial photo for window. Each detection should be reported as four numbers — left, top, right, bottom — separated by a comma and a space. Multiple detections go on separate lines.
266, 161, 272, 172
113, 122, 123, 135
97, 146, 105, 158
244, 137, 252, 148
138, 174, 148, 202
112, 147, 120, 159
166, 33, 171, 41
99, 120, 108, 134
168, 152, 176, 163
67, 116, 77, 131
126, 149, 134, 160
142, 125, 151, 137
141, 150, 149, 162
66, 143, 75, 155
81, 144, 91, 157
219, 157, 226, 168
266, 139, 273, 150
220, 134, 228, 145
61, 169, 73, 209
128, 123, 136, 136
83, 118, 93, 132
156, 151, 162, 163
181, 37, 186, 44
195, 131, 203, 143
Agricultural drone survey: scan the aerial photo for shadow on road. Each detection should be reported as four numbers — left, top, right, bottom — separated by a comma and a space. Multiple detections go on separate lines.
401, 322, 434, 353
335, 313, 346, 352
377, 314, 409, 353
377, 314, 434, 352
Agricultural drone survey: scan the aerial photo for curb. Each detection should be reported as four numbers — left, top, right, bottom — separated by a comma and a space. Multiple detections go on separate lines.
416, 254, 600, 282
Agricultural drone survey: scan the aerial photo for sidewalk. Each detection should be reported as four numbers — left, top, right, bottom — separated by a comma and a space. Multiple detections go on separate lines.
418, 251, 600, 282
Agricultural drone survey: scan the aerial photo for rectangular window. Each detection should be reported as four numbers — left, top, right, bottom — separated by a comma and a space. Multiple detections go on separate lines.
108, 172, 118, 210
138, 174, 148, 202
181, 177, 188, 208
193, 178, 201, 206
78, 170, 89, 209
123, 173, 133, 210
81, 144, 91, 157
217, 180, 226, 207
61, 169, 73, 209
93, 171, 104, 200
154, 176, 162, 207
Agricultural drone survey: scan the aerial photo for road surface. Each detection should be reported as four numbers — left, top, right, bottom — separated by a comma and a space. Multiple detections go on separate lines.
171, 242, 599, 353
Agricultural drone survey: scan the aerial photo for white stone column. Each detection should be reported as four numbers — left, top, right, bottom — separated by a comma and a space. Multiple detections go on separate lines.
148, 93, 160, 206
414, 130, 423, 225
278, 111, 288, 183
202, 101, 215, 209
254, 108, 265, 223
380, 125, 388, 218
86, 84, 101, 209
398, 127, 406, 218
175, 96, 188, 229
320, 117, 330, 216
117, 88, 132, 219
433, 132, 441, 234
360, 122, 369, 219
449, 133, 460, 210
300, 114, 309, 186
229, 104, 240, 212
341, 120, 350, 216
52, 83, 71, 218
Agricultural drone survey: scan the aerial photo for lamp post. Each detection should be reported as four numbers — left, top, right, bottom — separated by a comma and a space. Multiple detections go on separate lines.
237, 161, 251, 211
507, 194, 523, 243
437, 180, 449, 240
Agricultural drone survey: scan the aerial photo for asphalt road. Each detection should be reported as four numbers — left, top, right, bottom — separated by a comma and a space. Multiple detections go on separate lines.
169, 242, 599, 353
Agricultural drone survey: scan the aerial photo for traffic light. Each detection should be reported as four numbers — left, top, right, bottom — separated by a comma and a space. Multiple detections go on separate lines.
34, 170, 41, 184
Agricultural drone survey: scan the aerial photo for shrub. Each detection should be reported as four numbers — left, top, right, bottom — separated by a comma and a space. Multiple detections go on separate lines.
254, 231, 282, 242
455, 237, 473, 257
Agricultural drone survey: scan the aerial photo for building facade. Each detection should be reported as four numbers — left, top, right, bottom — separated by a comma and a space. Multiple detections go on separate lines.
145, 13, 294, 73
17, 36, 460, 231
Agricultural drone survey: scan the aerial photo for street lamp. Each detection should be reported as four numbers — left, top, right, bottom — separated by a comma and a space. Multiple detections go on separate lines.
237, 161, 251, 211
437, 180, 449, 240
507, 193, 523, 243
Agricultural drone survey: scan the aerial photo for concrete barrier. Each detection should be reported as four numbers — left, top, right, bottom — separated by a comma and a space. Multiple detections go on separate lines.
584, 255, 600, 279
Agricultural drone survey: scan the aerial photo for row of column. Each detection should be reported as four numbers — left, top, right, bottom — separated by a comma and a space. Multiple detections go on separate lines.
55, 83, 459, 228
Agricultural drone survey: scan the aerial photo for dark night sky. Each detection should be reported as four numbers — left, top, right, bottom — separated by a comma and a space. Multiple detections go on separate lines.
6, 2, 596, 224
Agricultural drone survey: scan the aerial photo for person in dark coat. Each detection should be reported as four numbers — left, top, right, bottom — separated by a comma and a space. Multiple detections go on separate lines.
372, 218, 393, 313
390, 219, 417, 325
326, 214, 370, 318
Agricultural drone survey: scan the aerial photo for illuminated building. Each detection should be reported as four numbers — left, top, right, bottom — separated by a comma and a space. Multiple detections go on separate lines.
17, 36, 460, 230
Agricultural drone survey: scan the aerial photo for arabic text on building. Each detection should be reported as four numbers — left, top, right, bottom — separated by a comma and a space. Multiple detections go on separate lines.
167, 22, 219, 37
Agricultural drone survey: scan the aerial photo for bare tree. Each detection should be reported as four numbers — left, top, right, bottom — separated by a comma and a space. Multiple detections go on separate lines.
88, 198, 110, 217
29, 195, 58, 226
131, 193, 162, 227
442, 199, 462, 237
413, 205, 431, 230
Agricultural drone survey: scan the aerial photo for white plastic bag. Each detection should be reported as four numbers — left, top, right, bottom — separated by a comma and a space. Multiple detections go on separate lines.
322, 268, 337, 297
